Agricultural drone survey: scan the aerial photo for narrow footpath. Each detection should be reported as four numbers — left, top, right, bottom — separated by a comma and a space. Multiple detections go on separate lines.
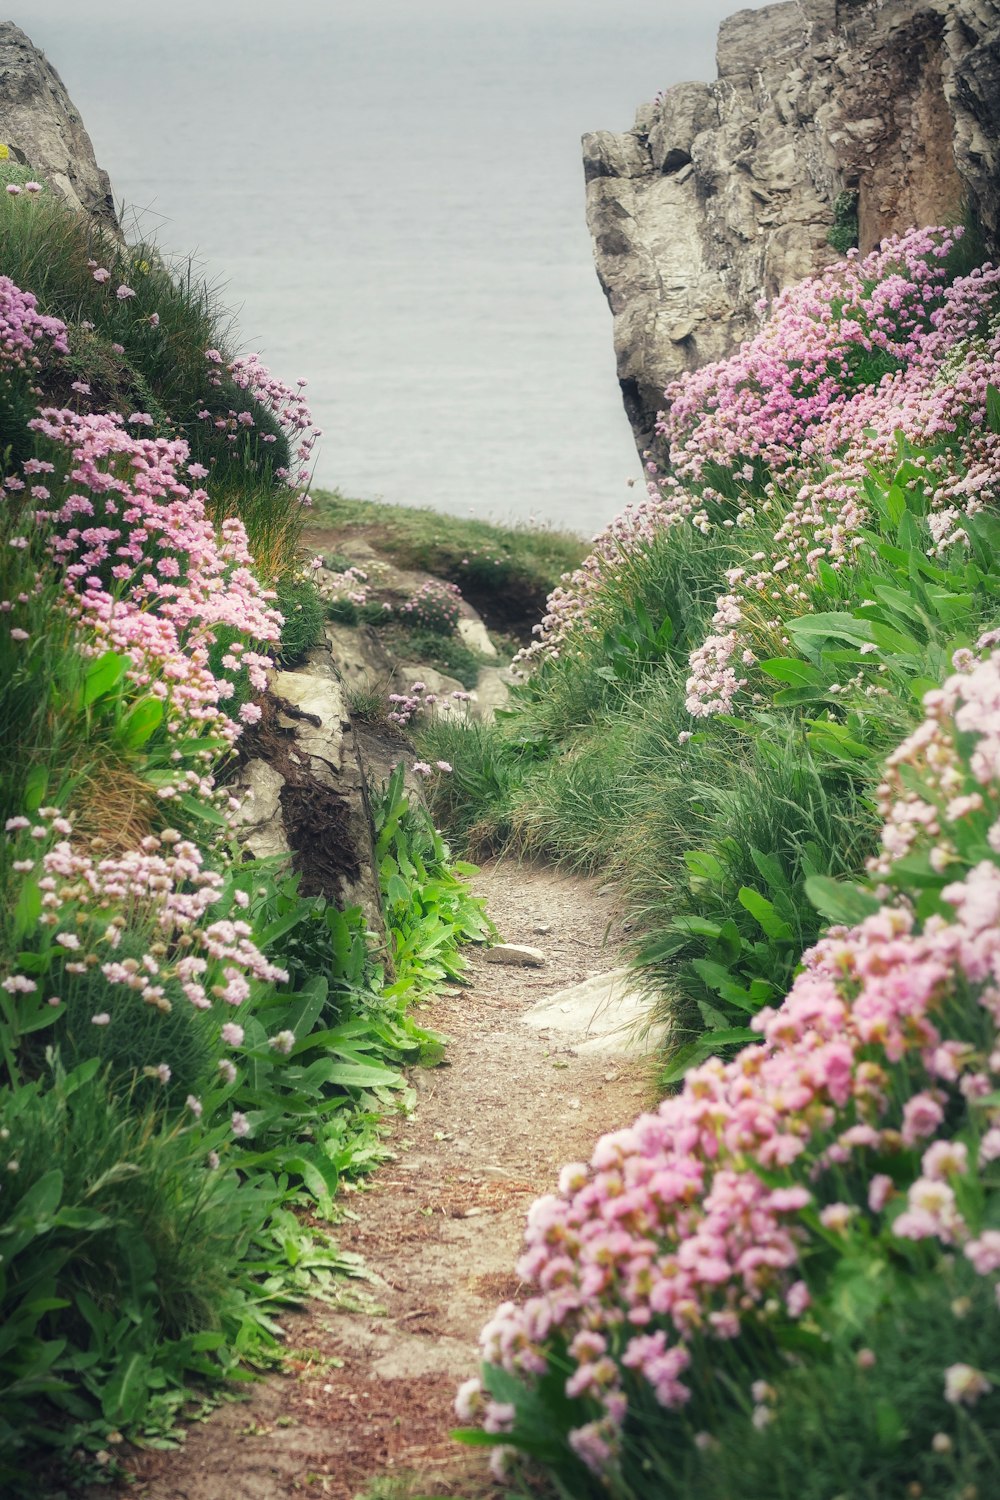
122, 863, 652, 1500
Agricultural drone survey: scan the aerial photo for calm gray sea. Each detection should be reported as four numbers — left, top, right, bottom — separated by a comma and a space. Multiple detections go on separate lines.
17, 1, 767, 533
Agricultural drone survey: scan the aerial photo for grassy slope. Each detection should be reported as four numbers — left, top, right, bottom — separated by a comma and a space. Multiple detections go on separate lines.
308, 488, 587, 635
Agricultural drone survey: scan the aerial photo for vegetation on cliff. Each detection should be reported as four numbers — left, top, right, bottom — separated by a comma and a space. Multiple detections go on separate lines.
436, 225, 1000, 1494
0, 166, 489, 1487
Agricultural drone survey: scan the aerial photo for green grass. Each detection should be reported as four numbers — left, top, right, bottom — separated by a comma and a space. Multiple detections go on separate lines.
381, 624, 486, 690
308, 490, 588, 638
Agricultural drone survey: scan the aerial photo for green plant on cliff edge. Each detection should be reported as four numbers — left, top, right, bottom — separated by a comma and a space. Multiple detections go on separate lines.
827, 189, 859, 254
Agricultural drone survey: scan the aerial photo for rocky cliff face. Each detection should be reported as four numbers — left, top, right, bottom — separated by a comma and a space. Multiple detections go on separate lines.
585, 0, 1000, 455
0, 21, 117, 223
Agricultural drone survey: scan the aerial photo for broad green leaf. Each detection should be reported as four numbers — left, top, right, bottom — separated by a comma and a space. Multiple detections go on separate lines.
102, 1351, 150, 1423
22, 764, 48, 814
683, 849, 725, 881
177, 793, 230, 827
82, 650, 125, 707
987, 382, 1000, 434
737, 886, 794, 941
700, 1026, 759, 1049
805, 874, 881, 926
12, 878, 41, 944
759, 657, 824, 686
117, 696, 164, 750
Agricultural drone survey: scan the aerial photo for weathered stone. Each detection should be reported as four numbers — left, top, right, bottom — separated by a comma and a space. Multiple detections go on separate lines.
0, 23, 117, 224
484, 944, 547, 968
230, 760, 290, 862
456, 615, 497, 658
324, 621, 394, 686
522, 969, 666, 1056
232, 643, 386, 937
585, 0, 1000, 456
469, 665, 515, 722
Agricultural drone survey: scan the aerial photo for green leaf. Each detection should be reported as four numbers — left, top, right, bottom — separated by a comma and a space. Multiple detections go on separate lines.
683, 849, 725, 882
787, 613, 874, 645
177, 793, 230, 827
117, 695, 164, 750
82, 650, 126, 708
987, 382, 1000, 435
759, 657, 824, 686
12, 878, 41, 945
700, 1026, 759, 1049
805, 874, 880, 926
22, 764, 48, 814
737, 887, 794, 941
102, 1351, 150, 1424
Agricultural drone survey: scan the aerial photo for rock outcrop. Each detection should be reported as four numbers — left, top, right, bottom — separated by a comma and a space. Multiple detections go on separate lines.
0, 21, 117, 223
585, 0, 1000, 455
233, 639, 387, 937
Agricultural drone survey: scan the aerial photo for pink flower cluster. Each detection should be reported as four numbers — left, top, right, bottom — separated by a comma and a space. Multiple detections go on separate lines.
467, 653, 1000, 1476
662, 226, 966, 481
6, 400, 282, 748
2, 810, 287, 1103
386, 681, 472, 728
0, 273, 69, 370
872, 644, 1000, 874
226, 350, 320, 488
398, 578, 463, 634
517, 230, 999, 703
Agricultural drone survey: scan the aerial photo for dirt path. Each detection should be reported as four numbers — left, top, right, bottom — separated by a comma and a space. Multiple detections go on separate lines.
122, 863, 651, 1500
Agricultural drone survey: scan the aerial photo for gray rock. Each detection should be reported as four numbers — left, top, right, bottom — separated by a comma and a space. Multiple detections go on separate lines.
522, 969, 666, 1056
231, 641, 385, 937
230, 760, 290, 862
324, 621, 394, 686
470, 665, 516, 722
456, 615, 498, 658
0, 23, 117, 224
484, 944, 547, 968
585, 0, 1000, 458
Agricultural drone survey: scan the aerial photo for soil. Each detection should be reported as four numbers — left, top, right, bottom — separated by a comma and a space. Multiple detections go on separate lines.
113, 861, 653, 1500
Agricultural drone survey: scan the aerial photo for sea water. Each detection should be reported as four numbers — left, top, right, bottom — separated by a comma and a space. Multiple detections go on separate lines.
18, 0, 768, 534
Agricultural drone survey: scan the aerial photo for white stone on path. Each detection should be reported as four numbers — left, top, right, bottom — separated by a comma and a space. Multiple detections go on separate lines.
484, 943, 546, 968
522, 968, 666, 1056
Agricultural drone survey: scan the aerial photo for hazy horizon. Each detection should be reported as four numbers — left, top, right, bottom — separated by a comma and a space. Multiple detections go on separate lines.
10, 1, 775, 531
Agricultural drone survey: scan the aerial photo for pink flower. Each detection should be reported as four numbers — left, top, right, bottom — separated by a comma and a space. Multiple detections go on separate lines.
221, 1022, 244, 1047
116, 284, 136, 300
944, 1364, 992, 1405
231, 1111, 250, 1137
92, 267, 110, 283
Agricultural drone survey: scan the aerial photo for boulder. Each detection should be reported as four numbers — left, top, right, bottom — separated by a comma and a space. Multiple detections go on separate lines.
232, 643, 385, 936
0, 22, 117, 224
585, 0, 1000, 457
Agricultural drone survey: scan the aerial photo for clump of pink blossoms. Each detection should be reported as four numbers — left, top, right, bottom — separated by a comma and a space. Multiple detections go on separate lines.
1, 809, 287, 1105
517, 228, 999, 706
5, 399, 282, 750
464, 651, 1000, 1478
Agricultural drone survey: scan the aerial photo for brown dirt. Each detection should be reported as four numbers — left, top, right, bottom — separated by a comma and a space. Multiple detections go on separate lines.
113, 862, 652, 1500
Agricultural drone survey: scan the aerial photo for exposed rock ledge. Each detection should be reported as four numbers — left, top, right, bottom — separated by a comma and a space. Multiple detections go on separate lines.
584, 0, 1000, 455
0, 20, 117, 223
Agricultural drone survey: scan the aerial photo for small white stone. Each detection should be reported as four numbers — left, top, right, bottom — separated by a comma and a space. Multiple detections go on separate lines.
483, 943, 546, 968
